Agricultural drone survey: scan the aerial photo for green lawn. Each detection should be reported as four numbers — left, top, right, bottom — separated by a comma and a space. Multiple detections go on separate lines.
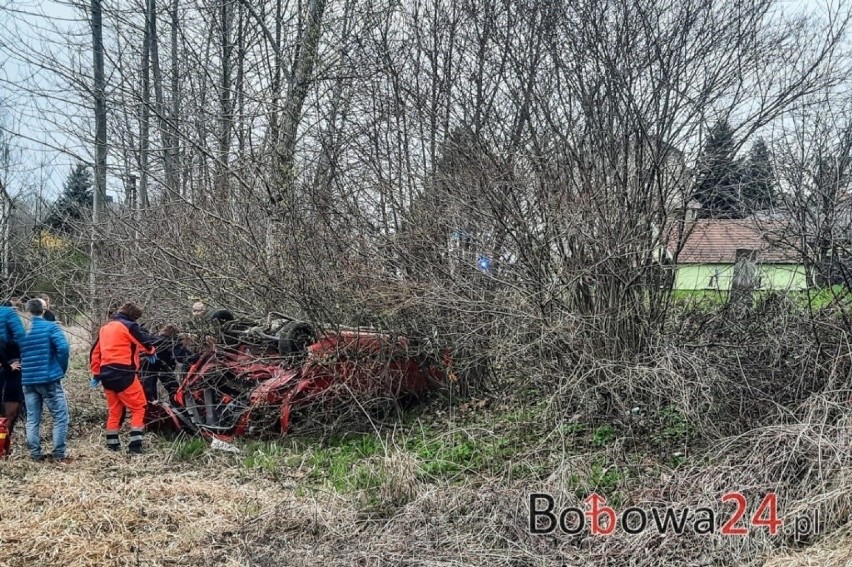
672, 285, 852, 310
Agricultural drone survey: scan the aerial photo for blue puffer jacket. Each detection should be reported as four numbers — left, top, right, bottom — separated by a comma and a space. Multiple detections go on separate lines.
0, 306, 25, 346
19, 316, 70, 385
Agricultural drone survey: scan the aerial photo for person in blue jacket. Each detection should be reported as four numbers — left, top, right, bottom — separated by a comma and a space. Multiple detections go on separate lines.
18, 298, 70, 462
0, 298, 25, 349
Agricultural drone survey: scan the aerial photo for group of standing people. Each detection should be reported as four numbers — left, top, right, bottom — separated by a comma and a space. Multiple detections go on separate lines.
0, 296, 212, 460
0, 295, 70, 462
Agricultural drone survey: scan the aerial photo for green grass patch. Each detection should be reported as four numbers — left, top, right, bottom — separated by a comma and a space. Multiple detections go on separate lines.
226, 399, 674, 504
172, 437, 207, 461
790, 285, 851, 310
560, 422, 587, 436
672, 289, 729, 306
673, 285, 852, 311
241, 441, 290, 472
235, 427, 509, 493
650, 404, 696, 451
303, 434, 386, 491
408, 432, 516, 479
562, 457, 629, 506
591, 424, 617, 447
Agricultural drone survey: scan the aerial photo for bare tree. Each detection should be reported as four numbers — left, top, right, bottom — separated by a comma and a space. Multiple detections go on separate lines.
776, 92, 852, 289
147, 0, 178, 201
0, 125, 14, 286
139, 0, 152, 208
214, 0, 234, 200
271, 0, 327, 208
90, 0, 108, 328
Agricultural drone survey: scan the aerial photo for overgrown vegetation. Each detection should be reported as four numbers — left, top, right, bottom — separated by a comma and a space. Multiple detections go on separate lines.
2, 0, 852, 565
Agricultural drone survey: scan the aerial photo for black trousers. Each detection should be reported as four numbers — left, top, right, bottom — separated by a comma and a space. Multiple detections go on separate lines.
141, 370, 180, 402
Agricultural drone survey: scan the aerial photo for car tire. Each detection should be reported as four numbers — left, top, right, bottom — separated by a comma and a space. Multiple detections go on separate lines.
277, 320, 316, 356
206, 308, 235, 322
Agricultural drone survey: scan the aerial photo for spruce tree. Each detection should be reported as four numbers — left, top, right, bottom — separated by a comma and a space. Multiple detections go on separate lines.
693, 120, 743, 218
44, 163, 94, 234
741, 138, 777, 213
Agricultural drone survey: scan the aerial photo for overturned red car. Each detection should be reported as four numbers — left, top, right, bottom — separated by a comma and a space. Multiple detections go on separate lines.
144, 313, 448, 438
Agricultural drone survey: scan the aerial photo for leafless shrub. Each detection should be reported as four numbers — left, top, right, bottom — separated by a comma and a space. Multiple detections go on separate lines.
3, 0, 852, 561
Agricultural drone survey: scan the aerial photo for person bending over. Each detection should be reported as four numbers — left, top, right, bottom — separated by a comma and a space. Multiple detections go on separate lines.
90, 302, 156, 454
141, 324, 200, 404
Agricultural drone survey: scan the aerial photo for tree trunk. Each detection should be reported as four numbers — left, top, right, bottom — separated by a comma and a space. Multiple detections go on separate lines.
272, 0, 327, 209
268, 0, 282, 146
311, 0, 355, 219
215, 0, 234, 200
730, 250, 759, 310
91, 0, 107, 332
0, 178, 12, 286
236, 0, 246, 161
148, 0, 178, 202
139, 0, 151, 208
170, 0, 181, 198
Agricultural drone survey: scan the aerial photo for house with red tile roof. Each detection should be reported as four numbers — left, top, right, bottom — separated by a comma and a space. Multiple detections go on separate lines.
665, 218, 807, 290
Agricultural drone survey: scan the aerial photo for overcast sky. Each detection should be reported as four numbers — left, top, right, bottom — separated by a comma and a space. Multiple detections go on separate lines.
2, 0, 92, 203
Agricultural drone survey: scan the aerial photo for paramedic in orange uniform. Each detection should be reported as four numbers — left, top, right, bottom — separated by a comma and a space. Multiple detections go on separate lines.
89, 302, 156, 454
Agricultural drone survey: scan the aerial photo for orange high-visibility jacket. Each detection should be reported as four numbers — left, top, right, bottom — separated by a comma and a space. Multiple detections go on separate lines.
90, 315, 156, 392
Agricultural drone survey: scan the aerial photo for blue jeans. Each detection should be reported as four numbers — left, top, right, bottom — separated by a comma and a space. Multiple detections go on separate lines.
23, 380, 69, 459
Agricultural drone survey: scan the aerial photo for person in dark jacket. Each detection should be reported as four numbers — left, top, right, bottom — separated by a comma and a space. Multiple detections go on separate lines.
141, 324, 200, 404
0, 339, 24, 450
39, 294, 56, 322
89, 302, 156, 454
0, 299, 25, 455
18, 298, 70, 462
0, 299, 27, 455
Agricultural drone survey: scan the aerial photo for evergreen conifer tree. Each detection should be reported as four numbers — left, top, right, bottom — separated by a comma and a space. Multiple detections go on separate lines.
44, 163, 94, 234
693, 120, 743, 218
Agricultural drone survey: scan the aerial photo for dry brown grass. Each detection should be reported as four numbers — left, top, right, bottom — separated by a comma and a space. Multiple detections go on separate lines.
0, 435, 284, 566
0, 359, 849, 566
763, 523, 852, 567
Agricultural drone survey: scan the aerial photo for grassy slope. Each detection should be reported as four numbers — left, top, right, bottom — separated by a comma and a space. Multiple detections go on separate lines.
0, 357, 848, 566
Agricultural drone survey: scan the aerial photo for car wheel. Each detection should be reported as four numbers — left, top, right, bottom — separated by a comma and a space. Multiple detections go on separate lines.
277, 320, 316, 356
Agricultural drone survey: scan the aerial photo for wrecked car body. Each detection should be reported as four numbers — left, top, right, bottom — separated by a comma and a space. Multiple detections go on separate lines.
144, 312, 447, 438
